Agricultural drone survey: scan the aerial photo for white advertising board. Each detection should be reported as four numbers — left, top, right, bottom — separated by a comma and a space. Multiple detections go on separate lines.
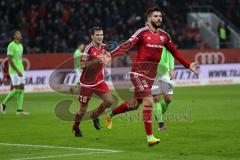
1, 64, 240, 93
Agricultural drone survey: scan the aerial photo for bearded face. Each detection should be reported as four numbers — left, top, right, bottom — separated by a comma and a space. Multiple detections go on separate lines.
149, 11, 162, 28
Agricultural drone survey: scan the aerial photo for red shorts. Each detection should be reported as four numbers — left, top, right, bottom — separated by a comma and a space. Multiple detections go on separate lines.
78, 81, 110, 104
130, 73, 154, 99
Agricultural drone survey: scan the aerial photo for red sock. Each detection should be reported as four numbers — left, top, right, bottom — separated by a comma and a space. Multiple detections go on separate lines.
73, 112, 84, 128
91, 103, 106, 119
143, 105, 152, 136
112, 101, 130, 115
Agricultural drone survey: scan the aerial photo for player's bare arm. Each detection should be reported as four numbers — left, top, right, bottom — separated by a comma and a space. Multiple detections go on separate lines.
169, 69, 174, 80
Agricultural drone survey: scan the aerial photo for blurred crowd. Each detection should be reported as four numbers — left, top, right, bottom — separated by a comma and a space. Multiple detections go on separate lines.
0, 0, 239, 58
190, 0, 240, 29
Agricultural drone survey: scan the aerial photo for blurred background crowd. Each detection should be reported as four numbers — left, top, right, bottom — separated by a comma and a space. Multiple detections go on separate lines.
0, 0, 239, 67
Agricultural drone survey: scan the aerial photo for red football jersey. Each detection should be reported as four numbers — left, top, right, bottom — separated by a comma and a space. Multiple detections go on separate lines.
111, 26, 191, 79
80, 42, 106, 85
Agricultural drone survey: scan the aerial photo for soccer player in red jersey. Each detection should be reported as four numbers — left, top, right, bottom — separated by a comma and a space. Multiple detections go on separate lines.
72, 27, 113, 137
104, 8, 199, 146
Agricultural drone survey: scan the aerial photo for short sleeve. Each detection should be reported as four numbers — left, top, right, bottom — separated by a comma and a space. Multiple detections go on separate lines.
7, 43, 14, 56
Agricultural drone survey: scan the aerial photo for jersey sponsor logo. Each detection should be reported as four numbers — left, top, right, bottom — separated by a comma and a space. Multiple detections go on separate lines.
159, 36, 165, 42
195, 52, 225, 64
145, 44, 163, 48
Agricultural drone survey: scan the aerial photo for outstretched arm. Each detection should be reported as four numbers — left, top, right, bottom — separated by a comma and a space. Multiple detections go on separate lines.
165, 40, 190, 68
165, 39, 199, 73
110, 37, 138, 58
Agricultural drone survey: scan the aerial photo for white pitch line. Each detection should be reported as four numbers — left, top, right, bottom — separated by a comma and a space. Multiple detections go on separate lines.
0, 142, 123, 153
10, 151, 111, 160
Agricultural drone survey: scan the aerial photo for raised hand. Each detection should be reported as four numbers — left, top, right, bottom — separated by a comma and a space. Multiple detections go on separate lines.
103, 50, 112, 63
102, 50, 112, 64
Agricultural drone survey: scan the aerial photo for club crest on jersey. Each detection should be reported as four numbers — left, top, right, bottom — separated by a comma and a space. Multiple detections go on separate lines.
159, 36, 165, 42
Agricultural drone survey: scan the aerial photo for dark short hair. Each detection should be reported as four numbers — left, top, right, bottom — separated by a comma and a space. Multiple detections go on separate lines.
11, 30, 19, 39
77, 40, 85, 45
146, 7, 162, 17
90, 26, 103, 35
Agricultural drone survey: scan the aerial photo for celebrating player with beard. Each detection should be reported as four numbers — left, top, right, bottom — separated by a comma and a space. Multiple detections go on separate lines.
104, 7, 199, 146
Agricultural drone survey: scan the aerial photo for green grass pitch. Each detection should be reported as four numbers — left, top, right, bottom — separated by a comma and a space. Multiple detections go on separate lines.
0, 84, 240, 160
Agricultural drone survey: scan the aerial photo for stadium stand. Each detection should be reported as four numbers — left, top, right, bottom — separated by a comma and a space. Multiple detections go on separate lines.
0, 0, 239, 54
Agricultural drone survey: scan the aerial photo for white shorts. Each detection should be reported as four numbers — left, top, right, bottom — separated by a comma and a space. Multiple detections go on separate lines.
10, 73, 25, 86
151, 79, 173, 95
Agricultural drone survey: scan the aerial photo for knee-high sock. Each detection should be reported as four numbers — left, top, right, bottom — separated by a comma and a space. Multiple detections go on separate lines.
3, 89, 19, 105
153, 102, 163, 123
143, 105, 152, 136
111, 101, 130, 116
17, 89, 24, 111
91, 102, 108, 119
73, 111, 85, 127
161, 100, 170, 114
